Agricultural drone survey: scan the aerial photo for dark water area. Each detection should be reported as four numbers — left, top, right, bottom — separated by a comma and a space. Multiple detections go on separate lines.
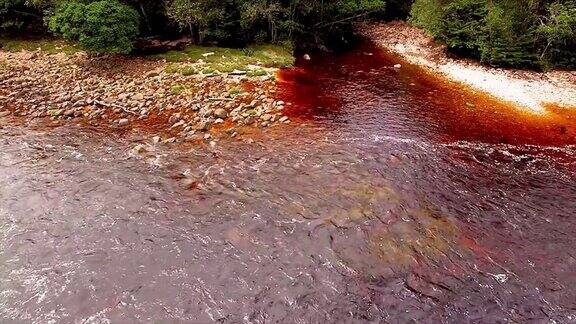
281, 46, 576, 148
1, 44, 576, 323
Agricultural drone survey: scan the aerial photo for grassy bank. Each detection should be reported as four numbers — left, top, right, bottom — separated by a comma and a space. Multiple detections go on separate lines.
157, 44, 294, 76
0, 38, 80, 55
1, 38, 294, 77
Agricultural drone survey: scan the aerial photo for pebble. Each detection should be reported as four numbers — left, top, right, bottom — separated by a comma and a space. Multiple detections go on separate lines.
197, 121, 212, 131
203, 108, 214, 117
132, 144, 146, 154
117, 118, 130, 126
214, 108, 228, 119
168, 113, 181, 124
146, 71, 160, 78
180, 177, 197, 189
171, 120, 185, 129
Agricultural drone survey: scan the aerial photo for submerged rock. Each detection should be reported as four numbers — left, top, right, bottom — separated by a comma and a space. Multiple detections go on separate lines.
196, 121, 212, 131
132, 144, 146, 154
117, 118, 130, 127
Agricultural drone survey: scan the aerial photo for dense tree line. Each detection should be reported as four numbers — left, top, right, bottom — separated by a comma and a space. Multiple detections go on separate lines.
1, 0, 574, 70
1, 0, 387, 53
410, 0, 576, 69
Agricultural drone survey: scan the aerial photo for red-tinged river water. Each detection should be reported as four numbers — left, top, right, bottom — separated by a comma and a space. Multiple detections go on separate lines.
1, 44, 576, 323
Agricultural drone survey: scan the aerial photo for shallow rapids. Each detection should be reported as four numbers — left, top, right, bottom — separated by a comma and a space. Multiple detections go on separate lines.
1, 44, 576, 323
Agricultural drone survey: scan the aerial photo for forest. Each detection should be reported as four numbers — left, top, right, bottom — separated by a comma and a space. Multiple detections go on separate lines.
1, 0, 575, 69
410, 0, 576, 68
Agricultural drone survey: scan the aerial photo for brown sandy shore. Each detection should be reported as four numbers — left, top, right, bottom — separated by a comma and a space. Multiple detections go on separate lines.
358, 21, 576, 112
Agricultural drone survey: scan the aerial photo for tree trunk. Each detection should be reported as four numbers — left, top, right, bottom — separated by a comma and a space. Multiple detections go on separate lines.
138, 1, 152, 35
189, 23, 201, 45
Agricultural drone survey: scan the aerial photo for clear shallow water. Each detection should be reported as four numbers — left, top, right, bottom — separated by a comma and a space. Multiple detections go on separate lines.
1, 45, 576, 323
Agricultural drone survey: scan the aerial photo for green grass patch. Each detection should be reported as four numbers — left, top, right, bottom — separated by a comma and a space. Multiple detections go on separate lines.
247, 69, 268, 77
181, 66, 197, 76
171, 84, 186, 95
201, 67, 216, 75
165, 64, 197, 75
0, 38, 80, 55
157, 50, 189, 63
152, 43, 294, 69
228, 87, 241, 96
165, 64, 181, 74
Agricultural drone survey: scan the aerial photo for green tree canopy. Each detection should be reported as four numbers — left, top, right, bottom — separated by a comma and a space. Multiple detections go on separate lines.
410, 0, 576, 68
48, 0, 140, 54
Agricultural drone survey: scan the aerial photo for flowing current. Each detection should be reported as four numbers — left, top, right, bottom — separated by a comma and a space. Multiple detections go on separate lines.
1, 45, 576, 323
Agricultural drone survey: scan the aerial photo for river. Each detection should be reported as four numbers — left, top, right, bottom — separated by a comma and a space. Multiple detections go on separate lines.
1, 44, 575, 323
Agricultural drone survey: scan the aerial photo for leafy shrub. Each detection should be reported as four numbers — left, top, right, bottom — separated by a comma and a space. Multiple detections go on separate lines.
48, 0, 140, 54
410, 0, 575, 69
438, 0, 486, 56
538, 1, 576, 68
165, 0, 386, 48
409, 0, 445, 36
0, 0, 48, 33
478, 0, 539, 67
5, 0, 386, 53
1, 0, 25, 31
165, 0, 227, 44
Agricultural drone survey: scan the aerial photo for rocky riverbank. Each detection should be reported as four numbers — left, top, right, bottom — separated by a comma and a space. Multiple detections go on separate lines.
358, 21, 576, 112
0, 49, 292, 144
